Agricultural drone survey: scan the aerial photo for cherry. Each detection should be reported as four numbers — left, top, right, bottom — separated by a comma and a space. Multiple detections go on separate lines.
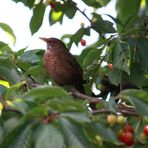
139, 132, 147, 143
107, 114, 117, 126
123, 124, 134, 133
119, 132, 134, 146
108, 63, 113, 70
117, 115, 125, 125
80, 39, 86, 46
80, 22, 85, 28
144, 125, 148, 135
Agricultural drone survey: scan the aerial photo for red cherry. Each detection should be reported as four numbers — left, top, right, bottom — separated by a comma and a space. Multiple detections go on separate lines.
50, 2, 55, 9
123, 124, 134, 133
80, 39, 86, 46
124, 132, 134, 146
119, 132, 134, 146
144, 125, 148, 135
108, 63, 113, 70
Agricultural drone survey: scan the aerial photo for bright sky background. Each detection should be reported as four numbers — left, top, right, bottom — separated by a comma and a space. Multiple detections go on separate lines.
0, 0, 116, 54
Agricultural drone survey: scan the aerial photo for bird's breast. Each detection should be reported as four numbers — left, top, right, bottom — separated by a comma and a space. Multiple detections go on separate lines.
43, 50, 83, 86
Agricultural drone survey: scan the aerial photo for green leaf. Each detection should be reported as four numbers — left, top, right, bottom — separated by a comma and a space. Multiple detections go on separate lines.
119, 89, 148, 103
5, 81, 26, 99
0, 23, 16, 45
22, 86, 69, 100
19, 49, 44, 65
34, 124, 64, 148
0, 56, 21, 84
116, 0, 141, 30
12, 0, 35, 8
0, 122, 32, 148
89, 123, 119, 143
129, 97, 148, 116
68, 27, 90, 48
4, 117, 21, 134
12, 98, 29, 114
46, 98, 86, 112
24, 65, 42, 76
0, 85, 7, 96
49, 10, 63, 25
30, 2, 45, 34
60, 118, 91, 148
92, 13, 116, 33
83, 0, 102, 8
119, 89, 148, 116
127, 62, 145, 87
0, 41, 8, 49
108, 68, 121, 85
61, 112, 91, 123
62, 0, 77, 19
111, 41, 130, 74
83, 48, 103, 69
137, 38, 148, 71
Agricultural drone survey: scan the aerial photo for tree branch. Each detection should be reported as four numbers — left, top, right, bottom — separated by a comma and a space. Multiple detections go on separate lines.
76, 7, 105, 39
70, 88, 102, 103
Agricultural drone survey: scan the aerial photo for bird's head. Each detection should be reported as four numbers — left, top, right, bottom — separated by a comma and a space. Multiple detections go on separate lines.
39, 37, 66, 50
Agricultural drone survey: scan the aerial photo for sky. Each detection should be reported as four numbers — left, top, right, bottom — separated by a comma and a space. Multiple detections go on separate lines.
0, 0, 116, 54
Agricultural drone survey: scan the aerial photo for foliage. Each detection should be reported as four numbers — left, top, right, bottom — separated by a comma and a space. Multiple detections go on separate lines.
0, 0, 148, 147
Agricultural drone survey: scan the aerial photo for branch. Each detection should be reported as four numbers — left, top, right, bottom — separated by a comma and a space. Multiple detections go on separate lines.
3, 107, 22, 114
91, 108, 139, 116
70, 88, 102, 103
76, 7, 105, 39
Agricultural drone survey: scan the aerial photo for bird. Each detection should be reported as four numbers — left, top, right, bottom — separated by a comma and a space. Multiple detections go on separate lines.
40, 37, 85, 93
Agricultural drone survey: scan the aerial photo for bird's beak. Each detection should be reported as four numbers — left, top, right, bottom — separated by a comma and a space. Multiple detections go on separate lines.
39, 37, 48, 43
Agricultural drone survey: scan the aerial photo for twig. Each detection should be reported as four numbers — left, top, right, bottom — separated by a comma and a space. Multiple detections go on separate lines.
76, 7, 105, 39
91, 108, 139, 116
70, 88, 102, 103
3, 107, 22, 114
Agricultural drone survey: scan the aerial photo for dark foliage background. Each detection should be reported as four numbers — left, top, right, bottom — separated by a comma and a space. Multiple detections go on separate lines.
0, 0, 148, 147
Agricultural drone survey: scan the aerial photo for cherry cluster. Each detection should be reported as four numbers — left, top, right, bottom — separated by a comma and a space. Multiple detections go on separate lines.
107, 114, 148, 146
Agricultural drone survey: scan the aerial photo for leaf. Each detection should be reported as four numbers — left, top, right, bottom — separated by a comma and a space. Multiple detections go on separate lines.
0, 23, 16, 45
68, 27, 90, 48
4, 117, 21, 134
111, 41, 131, 74
46, 98, 86, 112
5, 81, 26, 99
30, 2, 45, 34
127, 62, 145, 87
34, 124, 64, 148
22, 86, 69, 100
0, 85, 7, 96
12, 0, 35, 8
129, 97, 148, 116
89, 123, 119, 143
62, 0, 77, 19
12, 98, 29, 114
108, 68, 121, 85
19, 49, 44, 65
0, 56, 21, 84
83, 48, 103, 69
119, 89, 148, 103
137, 38, 148, 71
0, 123, 32, 148
61, 112, 91, 123
60, 118, 91, 148
119, 89, 148, 116
83, 0, 102, 8
49, 10, 63, 25
92, 13, 116, 33
116, 0, 141, 25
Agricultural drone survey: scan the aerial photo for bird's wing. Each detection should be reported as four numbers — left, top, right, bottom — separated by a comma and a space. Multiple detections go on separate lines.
61, 49, 83, 77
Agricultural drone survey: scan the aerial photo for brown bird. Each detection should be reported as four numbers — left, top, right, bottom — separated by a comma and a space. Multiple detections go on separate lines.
40, 37, 85, 93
